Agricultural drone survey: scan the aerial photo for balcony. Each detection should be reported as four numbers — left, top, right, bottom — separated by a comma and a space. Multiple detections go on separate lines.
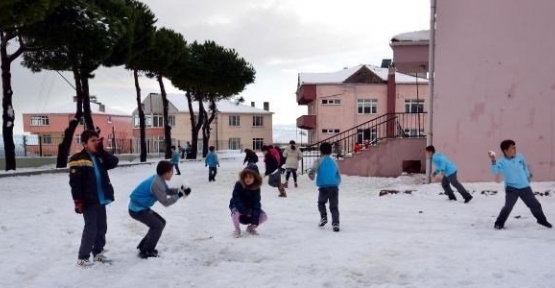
390, 30, 430, 74
296, 84, 316, 105
296, 115, 316, 130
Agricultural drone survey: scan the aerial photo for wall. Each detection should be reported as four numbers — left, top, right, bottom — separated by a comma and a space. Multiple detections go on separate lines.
434, 0, 555, 181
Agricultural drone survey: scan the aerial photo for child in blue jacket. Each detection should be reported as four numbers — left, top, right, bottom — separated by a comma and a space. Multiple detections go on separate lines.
488, 139, 551, 229
308, 142, 341, 232
229, 166, 268, 237
425, 145, 473, 203
170, 146, 181, 175
205, 146, 220, 182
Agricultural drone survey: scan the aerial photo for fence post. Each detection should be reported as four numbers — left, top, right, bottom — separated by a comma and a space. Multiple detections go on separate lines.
38, 135, 43, 157
23, 135, 27, 157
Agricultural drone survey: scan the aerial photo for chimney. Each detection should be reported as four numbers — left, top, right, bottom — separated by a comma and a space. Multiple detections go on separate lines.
381, 59, 392, 68
251, 101, 255, 107
263, 102, 269, 111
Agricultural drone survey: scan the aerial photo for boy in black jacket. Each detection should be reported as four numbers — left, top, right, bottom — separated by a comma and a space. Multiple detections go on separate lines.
229, 166, 268, 237
69, 130, 119, 267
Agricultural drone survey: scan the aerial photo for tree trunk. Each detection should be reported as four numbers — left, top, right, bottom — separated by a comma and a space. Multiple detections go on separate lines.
134, 68, 147, 162
201, 98, 217, 157
1, 31, 22, 171
81, 73, 94, 131
56, 66, 84, 168
157, 74, 172, 159
186, 91, 203, 160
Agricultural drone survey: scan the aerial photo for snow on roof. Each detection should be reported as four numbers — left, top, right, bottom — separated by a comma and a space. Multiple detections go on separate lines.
37, 102, 130, 116
164, 94, 272, 114
391, 30, 430, 43
298, 64, 427, 85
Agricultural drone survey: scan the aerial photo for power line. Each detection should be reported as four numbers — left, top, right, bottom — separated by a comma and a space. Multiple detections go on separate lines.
56, 70, 76, 90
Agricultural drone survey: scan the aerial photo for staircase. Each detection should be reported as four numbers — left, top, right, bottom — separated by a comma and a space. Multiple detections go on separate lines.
299, 112, 426, 177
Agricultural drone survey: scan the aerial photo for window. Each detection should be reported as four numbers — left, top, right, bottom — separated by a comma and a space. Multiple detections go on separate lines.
404, 99, 424, 113
229, 115, 240, 127
133, 116, 140, 127
321, 129, 340, 134
229, 138, 241, 150
253, 116, 264, 127
30, 116, 49, 126
152, 115, 164, 127
252, 138, 264, 150
321, 99, 341, 105
403, 128, 425, 137
357, 99, 378, 114
75, 134, 81, 144
168, 115, 176, 127
42, 134, 52, 144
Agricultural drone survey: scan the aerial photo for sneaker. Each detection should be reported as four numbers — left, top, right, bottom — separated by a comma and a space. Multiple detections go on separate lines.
76, 259, 94, 268
464, 195, 473, 203
233, 229, 241, 238
138, 250, 159, 259
294, 183, 298, 188
537, 220, 553, 228
333, 223, 340, 232
93, 253, 112, 264
448, 197, 457, 201
246, 225, 259, 235
494, 223, 504, 230
318, 217, 328, 227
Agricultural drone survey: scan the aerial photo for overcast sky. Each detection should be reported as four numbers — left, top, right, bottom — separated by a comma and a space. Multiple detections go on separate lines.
9, 0, 429, 133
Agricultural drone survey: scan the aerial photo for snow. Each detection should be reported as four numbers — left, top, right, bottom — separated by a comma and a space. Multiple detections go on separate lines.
164, 93, 272, 114
391, 30, 430, 43
38, 102, 129, 116
1, 152, 554, 287
299, 65, 427, 85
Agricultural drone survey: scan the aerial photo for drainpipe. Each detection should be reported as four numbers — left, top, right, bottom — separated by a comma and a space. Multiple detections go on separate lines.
425, 0, 437, 184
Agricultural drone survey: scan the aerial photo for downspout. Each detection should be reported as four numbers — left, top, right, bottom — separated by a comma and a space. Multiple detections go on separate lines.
426, 0, 437, 184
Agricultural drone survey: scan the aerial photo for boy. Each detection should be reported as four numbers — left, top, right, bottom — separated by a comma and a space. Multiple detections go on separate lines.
425, 145, 473, 203
170, 146, 181, 175
262, 145, 287, 197
308, 142, 341, 232
69, 130, 119, 267
128, 161, 191, 258
489, 139, 552, 229
205, 146, 219, 182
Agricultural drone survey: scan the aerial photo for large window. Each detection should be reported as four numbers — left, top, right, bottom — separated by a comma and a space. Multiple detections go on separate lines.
404, 99, 424, 113
252, 138, 264, 151
229, 138, 241, 150
42, 134, 52, 144
321, 99, 341, 105
30, 116, 49, 126
357, 99, 378, 114
253, 116, 264, 127
322, 129, 340, 134
229, 115, 240, 127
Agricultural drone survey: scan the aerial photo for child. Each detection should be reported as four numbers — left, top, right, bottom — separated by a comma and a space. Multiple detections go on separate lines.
243, 148, 260, 174
128, 160, 191, 258
489, 139, 552, 229
170, 146, 181, 175
205, 146, 219, 182
308, 142, 341, 232
229, 166, 268, 237
69, 130, 119, 267
262, 145, 287, 197
425, 145, 473, 203
283, 140, 303, 188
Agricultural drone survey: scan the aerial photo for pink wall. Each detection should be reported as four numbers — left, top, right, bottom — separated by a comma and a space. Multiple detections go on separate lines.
339, 138, 426, 177
434, 0, 555, 181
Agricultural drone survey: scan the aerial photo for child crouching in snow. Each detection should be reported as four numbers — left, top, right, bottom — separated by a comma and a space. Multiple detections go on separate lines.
229, 166, 268, 237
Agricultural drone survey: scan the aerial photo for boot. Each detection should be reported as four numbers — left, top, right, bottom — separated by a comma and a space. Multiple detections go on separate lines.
278, 188, 287, 197
283, 181, 289, 188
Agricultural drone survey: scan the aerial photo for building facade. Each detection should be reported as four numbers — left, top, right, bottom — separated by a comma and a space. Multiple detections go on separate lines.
22, 100, 132, 156
390, 0, 555, 181
132, 93, 273, 153
296, 64, 428, 144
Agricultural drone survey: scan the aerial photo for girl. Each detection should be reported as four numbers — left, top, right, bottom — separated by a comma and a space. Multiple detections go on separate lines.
283, 140, 303, 188
229, 166, 268, 237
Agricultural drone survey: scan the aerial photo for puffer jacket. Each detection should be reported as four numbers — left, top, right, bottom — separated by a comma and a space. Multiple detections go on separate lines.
283, 145, 303, 169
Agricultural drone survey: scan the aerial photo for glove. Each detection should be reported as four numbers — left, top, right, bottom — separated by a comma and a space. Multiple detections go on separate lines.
74, 200, 84, 214
178, 185, 192, 198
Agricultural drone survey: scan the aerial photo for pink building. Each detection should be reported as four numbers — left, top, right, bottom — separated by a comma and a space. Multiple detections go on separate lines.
391, 0, 555, 181
296, 64, 429, 176
22, 100, 132, 156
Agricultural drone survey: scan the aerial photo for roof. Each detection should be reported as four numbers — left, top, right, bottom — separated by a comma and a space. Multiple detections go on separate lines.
391, 30, 430, 44
33, 102, 130, 116
151, 93, 273, 115
298, 64, 427, 85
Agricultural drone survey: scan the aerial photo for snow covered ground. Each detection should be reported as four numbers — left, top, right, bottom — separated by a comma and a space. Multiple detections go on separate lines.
1, 151, 554, 288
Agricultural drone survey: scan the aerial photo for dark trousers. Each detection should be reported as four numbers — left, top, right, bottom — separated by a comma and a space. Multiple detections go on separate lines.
209, 167, 217, 181
495, 186, 548, 226
285, 168, 298, 183
129, 209, 166, 252
174, 164, 181, 175
441, 172, 471, 200
318, 187, 340, 224
78, 204, 107, 260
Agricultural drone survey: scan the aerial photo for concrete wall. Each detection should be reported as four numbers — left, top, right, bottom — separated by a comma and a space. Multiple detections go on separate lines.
338, 138, 426, 177
434, 0, 555, 181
